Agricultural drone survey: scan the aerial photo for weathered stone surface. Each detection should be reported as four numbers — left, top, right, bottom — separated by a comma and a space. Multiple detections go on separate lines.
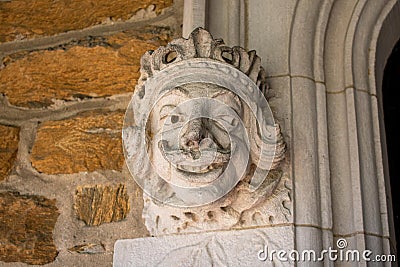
0, 125, 19, 181
0, 27, 172, 108
114, 226, 294, 266
0, 191, 59, 265
0, 0, 173, 42
31, 110, 124, 174
74, 184, 130, 226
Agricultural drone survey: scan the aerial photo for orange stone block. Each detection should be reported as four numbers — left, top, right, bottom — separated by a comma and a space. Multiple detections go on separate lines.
31, 110, 125, 174
0, 124, 19, 181
0, 0, 173, 42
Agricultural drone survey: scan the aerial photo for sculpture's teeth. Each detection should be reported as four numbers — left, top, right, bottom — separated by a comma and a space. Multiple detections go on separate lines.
177, 164, 214, 174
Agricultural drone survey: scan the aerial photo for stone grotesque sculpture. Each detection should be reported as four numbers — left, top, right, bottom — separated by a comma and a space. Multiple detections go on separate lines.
123, 28, 289, 235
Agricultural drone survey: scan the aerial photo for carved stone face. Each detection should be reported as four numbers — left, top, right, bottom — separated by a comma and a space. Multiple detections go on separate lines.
123, 28, 288, 235
149, 83, 246, 193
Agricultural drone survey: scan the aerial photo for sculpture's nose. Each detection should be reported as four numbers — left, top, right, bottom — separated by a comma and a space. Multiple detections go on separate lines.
180, 118, 205, 150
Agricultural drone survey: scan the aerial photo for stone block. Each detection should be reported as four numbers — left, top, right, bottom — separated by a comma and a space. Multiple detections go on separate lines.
0, 0, 173, 42
247, 0, 297, 76
31, 110, 124, 174
0, 191, 59, 265
74, 184, 130, 226
0, 27, 172, 108
68, 243, 106, 254
114, 226, 294, 266
0, 125, 19, 181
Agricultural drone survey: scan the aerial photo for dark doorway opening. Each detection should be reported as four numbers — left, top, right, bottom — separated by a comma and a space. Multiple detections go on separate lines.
383, 39, 400, 257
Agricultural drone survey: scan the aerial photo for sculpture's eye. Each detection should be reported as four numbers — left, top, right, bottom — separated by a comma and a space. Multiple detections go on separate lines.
165, 114, 182, 125
159, 105, 176, 121
170, 115, 179, 123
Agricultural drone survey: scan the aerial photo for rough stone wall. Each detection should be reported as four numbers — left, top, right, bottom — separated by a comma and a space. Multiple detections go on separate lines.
0, 1, 183, 266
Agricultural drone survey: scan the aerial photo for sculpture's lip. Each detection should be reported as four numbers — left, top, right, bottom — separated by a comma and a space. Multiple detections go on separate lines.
167, 151, 230, 162
163, 147, 231, 155
176, 161, 226, 174
160, 145, 231, 167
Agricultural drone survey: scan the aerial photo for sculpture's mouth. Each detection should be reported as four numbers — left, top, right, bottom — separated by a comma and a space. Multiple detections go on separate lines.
176, 161, 226, 174
158, 140, 230, 175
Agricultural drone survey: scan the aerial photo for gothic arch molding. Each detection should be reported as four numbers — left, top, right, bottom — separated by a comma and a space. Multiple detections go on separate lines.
290, 0, 398, 256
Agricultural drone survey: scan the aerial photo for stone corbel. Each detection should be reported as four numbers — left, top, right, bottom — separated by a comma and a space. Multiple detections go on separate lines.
122, 28, 290, 236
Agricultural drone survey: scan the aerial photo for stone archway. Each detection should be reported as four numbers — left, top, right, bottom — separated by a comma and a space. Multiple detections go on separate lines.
287, 0, 400, 257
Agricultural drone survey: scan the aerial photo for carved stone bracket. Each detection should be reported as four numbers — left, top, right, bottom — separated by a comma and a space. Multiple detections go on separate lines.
122, 28, 290, 235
